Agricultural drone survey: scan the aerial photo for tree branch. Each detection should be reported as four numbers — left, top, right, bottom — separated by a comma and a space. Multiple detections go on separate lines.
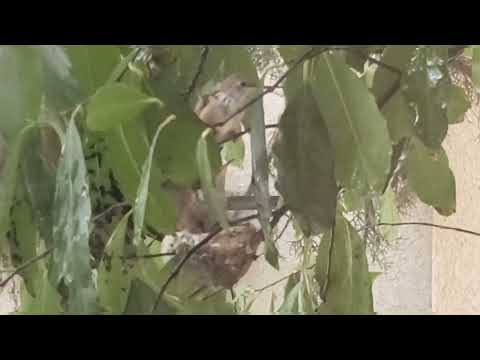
151, 213, 259, 313
184, 46, 209, 97
378, 222, 480, 238
219, 124, 279, 145
0, 248, 54, 288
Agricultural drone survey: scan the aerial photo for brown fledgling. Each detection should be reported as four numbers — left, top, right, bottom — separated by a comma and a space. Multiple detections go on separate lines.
195, 74, 256, 143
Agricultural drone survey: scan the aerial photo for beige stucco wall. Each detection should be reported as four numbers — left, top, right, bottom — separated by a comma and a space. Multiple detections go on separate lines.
432, 115, 480, 314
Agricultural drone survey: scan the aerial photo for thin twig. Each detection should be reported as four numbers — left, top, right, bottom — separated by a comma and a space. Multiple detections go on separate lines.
0, 248, 54, 288
120, 252, 176, 260
151, 213, 259, 313
219, 124, 279, 145
184, 46, 209, 97
274, 215, 292, 244
378, 222, 480, 238
255, 271, 299, 293
352, 50, 402, 76
270, 205, 289, 229
92, 202, 130, 223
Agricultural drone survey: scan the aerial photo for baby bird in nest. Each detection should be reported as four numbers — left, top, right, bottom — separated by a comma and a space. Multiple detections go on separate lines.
175, 223, 263, 298
194, 74, 257, 143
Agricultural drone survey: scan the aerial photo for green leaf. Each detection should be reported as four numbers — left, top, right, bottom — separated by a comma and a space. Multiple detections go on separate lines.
404, 46, 450, 149
197, 131, 229, 230
278, 281, 302, 315
311, 53, 392, 192
107, 48, 141, 85
64, 45, 121, 98
21, 126, 59, 249
446, 84, 470, 124
372, 45, 417, 143
134, 115, 175, 244
19, 262, 62, 315
10, 187, 39, 297
377, 188, 400, 242
48, 118, 96, 314
473, 45, 480, 88
273, 83, 337, 236
0, 46, 43, 141
222, 138, 245, 168
405, 137, 456, 215
123, 277, 178, 315
86, 83, 161, 132
146, 76, 222, 188
247, 83, 278, 269
316, 215, 374, 314
98, 212, 132, 314
351, 220, 375, 314
0, 125, 36, 253
105, 121, 177, 234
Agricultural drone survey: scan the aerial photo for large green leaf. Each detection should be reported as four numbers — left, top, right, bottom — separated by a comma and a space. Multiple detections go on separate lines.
273, 83, 337, 236
246, 83, 278, 269
98, 212, 132, 314
316, 215, 375, 314
64, 45, 121, 98
0, 46, 43, 141
473, 45, 480, 88
19, 261, 62, 315
222, 138, 245, 168
86, 83, 161, 132
105, 120, 177, 234
278, 281, 302, 315
311, 53, 392, 192
146, 74, 222, 188
377, 188, 400, 242
0, 125, 37, 253
315, 217, 352, 314
134, 115, 175, 244
446, 84, 470, 124
10, 186, 39, 297
48, 119, 96, 314
404, 46, 450, 149
405, 137, 456, 215
123, 278, 177, 315
372, 45, 417, 143
196, 131, 229, 230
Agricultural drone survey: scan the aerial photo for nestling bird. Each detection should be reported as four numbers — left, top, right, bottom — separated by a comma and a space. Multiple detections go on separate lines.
194, 74, 256, 143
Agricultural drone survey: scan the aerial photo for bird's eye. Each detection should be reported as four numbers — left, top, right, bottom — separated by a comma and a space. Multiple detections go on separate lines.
239, 81, 247, 87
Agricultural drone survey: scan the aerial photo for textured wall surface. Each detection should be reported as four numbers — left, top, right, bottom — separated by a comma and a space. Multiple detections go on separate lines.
432, 116, 480, 314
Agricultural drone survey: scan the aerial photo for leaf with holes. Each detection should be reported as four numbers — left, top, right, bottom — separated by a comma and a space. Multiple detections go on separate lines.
311, 52, 392, 193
